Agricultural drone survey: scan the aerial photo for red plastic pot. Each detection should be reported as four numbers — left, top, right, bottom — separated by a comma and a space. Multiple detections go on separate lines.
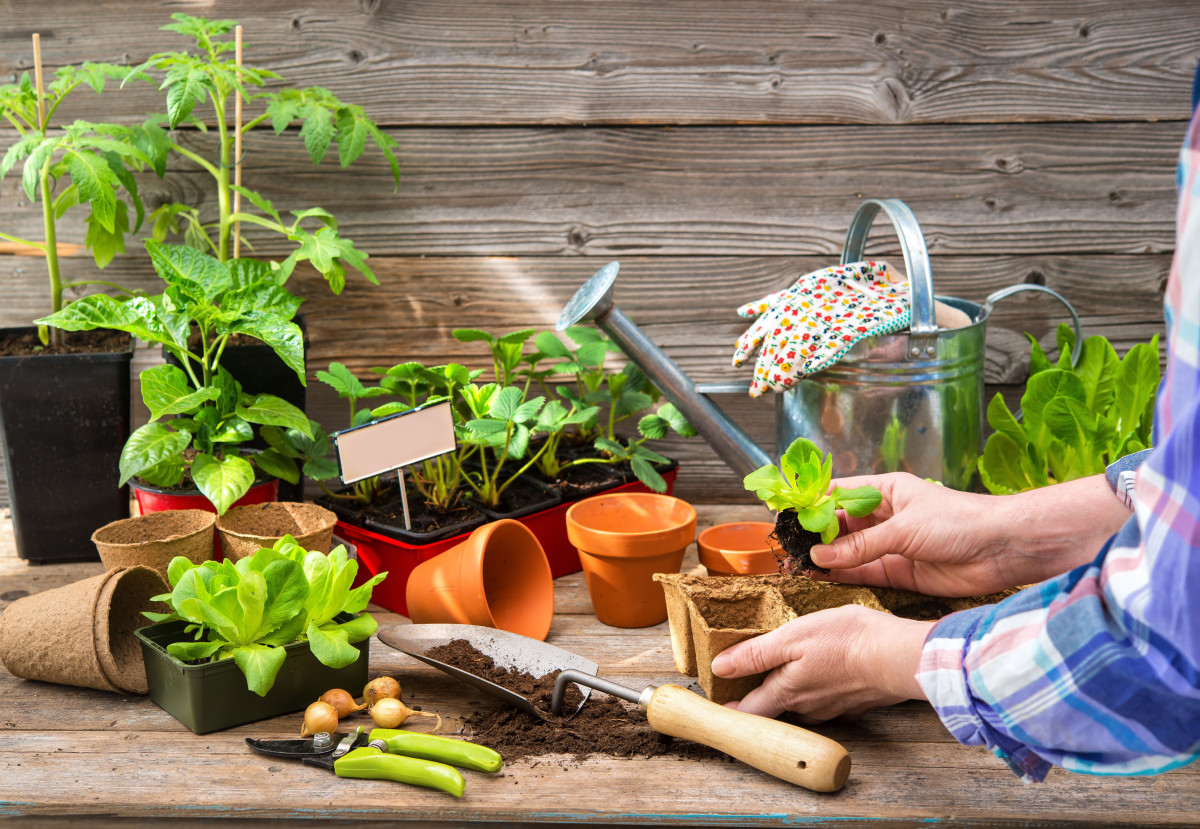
130, 478, 279, 516
345, 462, 679, 617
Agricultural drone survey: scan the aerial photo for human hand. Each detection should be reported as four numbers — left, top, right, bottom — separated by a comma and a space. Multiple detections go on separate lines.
808, 472, 1130, 596
731, 261, 910, 397
710, 605, 930, 721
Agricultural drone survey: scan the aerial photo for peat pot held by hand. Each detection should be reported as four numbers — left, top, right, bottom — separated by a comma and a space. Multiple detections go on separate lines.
556, 198, 1083, 489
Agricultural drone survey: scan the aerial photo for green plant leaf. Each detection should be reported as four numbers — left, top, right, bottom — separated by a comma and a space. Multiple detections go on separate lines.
228, 312, 306, 384
985, 393, 1027, 449
335, 111, 370, 167
230, 644, 288, 697
65, 149, 118, 233
742, 465, 785, 502
229, 184, 282, 225
630, 457, 666, 493
489, 386, 523, 421
833, 485, 882, 518
1114, 338, 1160, 438
794, 498, 836, 534
300, 104, 334, 164
452, 328, 495, 345
978, 433, 1033, 495
317, 362, 368, 399
638, 414, 668, 440
163, 62, 209, 128
303, 457, 340, 481
83, 197, 129, 269
191, 452, 256, 515
140, 364, 221, 420
236, 394, 313, 437
1075, 335, 1119, 414
255, 448, 299, 484
119, 422, 191, 486
306, 620, 360, 669
146, 239, 232, 303
1044, 396, 1098, 457
1020, 369, 1086, 445
22, 136, 60, 202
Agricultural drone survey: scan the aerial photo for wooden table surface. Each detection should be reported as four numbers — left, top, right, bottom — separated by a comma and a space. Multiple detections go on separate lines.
0, 506, 1196, 828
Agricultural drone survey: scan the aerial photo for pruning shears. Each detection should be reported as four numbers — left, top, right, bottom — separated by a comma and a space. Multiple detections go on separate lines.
245, 726, 503, 798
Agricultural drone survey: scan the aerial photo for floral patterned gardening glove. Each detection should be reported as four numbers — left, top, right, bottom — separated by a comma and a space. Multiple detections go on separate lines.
732, 261, 911, 397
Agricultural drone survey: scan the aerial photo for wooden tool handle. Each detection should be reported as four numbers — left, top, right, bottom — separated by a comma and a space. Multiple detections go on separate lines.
644, 684, 851, 792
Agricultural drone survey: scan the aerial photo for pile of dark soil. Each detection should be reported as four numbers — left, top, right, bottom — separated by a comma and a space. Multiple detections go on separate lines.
425, 640, 732, 765
772, 510, 825, 574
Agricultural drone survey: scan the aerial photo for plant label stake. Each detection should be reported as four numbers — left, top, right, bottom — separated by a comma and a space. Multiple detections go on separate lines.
330, 402, 457, 530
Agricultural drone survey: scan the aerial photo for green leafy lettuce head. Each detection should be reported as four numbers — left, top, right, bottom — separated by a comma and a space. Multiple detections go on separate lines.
742, 437, 881, 545
145, 535, 386, 696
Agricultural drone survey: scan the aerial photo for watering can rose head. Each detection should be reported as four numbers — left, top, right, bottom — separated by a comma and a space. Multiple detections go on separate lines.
743, 437, 882, 572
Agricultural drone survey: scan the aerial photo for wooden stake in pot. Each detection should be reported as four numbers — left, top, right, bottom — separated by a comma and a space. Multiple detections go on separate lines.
232, 24, 244, 258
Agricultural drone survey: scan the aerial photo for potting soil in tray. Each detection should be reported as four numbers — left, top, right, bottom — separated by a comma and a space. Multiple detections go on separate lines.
535, 462, 627, 500
362, 488, 485, 536
425, 640, 731, 764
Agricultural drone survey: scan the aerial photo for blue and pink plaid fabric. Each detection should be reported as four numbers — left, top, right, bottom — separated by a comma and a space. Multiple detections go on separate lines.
915, 100, 1200, 781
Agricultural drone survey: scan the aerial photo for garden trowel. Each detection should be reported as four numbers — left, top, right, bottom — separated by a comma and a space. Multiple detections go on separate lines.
378, 623, 851, 792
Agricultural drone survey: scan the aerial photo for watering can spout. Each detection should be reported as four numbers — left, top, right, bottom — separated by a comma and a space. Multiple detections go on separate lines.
557, 262, 772, 479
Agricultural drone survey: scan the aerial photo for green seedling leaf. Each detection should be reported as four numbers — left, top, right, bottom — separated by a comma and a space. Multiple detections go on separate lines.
833, 485, 882, 518
119, 422, 191, 486
191, 452, 256, 515
140, 364, 221, 420
236, 394, 313, 437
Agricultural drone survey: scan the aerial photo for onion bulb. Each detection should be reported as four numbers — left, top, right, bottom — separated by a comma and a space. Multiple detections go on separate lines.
319, 688, 366, 718
301, 701, 340, 737
363, 676, 402, 707
370, 696, 442, 732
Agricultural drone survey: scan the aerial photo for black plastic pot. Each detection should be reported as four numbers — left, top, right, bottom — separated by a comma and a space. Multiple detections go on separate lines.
0, 327, 133, 563
470, 475, 563, 521
164, 315, 310, 501
135, 614, 369, 734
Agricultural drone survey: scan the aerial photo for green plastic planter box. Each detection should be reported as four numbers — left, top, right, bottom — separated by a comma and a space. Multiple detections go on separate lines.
135, 616, 369, 734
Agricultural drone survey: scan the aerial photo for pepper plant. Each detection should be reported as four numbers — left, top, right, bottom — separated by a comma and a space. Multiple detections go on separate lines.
36, 241, 314, 513
129, 13, 396, 292
0, 62, 165, 343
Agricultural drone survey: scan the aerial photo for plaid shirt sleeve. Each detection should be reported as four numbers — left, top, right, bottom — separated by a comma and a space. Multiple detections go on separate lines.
915, 101, 1200, 783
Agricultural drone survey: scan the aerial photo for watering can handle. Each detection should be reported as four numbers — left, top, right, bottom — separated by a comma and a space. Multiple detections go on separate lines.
983, 283, 1084, 365
841, 199, 938, 355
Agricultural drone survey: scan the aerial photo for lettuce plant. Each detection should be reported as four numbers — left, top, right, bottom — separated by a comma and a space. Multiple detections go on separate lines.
978, 324, 1160, 494
744, 437, 881, 572
145, 535, 386, 696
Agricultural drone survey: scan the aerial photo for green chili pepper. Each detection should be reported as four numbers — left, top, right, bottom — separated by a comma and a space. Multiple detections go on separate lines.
369, 728, 504, 773
334, 745, 466, 797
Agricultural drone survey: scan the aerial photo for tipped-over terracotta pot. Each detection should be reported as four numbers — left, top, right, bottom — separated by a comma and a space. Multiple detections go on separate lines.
566, 492, 697, 628
405, 519, 555, 641
697, 522, 782, 577
91, 509, 216, 582
216, 501, 337, 561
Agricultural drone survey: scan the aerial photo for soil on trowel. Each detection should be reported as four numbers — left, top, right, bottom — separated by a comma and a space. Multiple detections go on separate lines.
0, 329, 130, 357
425, 640, 732, 765
771, 509, 826, 574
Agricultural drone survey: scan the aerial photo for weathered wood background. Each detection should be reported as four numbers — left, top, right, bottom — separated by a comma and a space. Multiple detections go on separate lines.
2, 0, 1195, 505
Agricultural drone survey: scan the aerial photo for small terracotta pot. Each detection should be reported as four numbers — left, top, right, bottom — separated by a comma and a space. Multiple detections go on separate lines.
566, 492, 697, 628
91, 509, 216, 581
216, 502, 338, 561
405, 519, 555, 641
697, 521, 781, 577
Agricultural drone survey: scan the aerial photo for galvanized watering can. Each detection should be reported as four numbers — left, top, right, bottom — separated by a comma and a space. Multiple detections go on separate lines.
556, 198, 1082, 489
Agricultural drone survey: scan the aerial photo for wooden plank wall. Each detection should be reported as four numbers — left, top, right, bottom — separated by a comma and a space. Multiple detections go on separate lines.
1, 0, 1195, 505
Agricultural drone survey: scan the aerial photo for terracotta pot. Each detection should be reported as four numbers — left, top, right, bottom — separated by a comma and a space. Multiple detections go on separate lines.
216, 502, 337, 561
566, 492, 697, 628
405, 519, 555, 641
91, 509, 216, 582
697, 522, 781, 577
